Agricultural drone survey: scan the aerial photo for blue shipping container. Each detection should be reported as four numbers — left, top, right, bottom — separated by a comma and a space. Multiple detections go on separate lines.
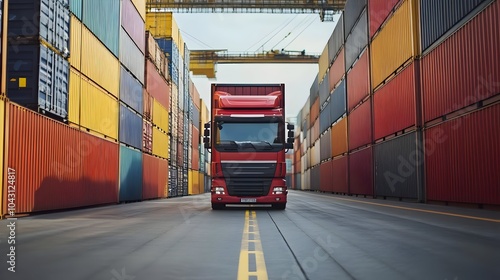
320, 101, 331, 134
7, 44, 69, 119
119, 104, 143, 150
345, 10, 368, 72
83, 0, 120, 57
156, 38, 179, 70
330, 79, 346, 123
120, 66, 143, 115
119, 145, 143, 202
120, 27, 145, 84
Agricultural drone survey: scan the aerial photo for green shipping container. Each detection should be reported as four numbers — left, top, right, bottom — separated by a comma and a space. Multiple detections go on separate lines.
83, 0, 120, 57
119, 145, 143, 202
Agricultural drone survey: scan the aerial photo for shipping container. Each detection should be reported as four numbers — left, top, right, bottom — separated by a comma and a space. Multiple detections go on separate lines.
302, 169, 310, 190
69, 15, 82, 69
8, 0, 70, 55
330, 79, 346, 123
310, 74, 319, 105
421, 1, 500, 123
142, 153, 168, 200
368, 0, 400, 39
347, 49, 370, 112
328, 48, 345, 93
425, 103, 500, 205
320, 130, 332, 162
119, 103, 143, 149
192, 147, 200, 171
374, 132, 419, 199
146, 12, 180, 44
310, 98, 320, 127
6, 102, 119, 214
331, 117, 348, 157
192, 125, 199, 152
319, 74, 330, 109
345, 10, 368, 72
7, 44, 69, 119
319, 45, 329, 83
348, 98, 372, 151
145, 31, 167, 80
143, 89, 153, 121
83, 0, 120, 56
344, 0, 367, 39
420, 0, 493, 52
70, 0, 82, 20
311, 119, 320, 144
295, 173, 302, 190
120, 66, 143, 115
145, 59, 170, 110
120, 28, 145, 84
156, 38, 180, 71
310, 165, 320, 191
121, 0, 145, 54
119, 145, 143, 202
370, 0, 420, 90
320, 161, 333, 192
374, 62, 417, 140
328, 13, 344, 65
152, 126, 169, 159
349, 146, 374, 195
319, 101, 332, 134
131, 0, 146, 21
80, 23, 120, 97
152, 99, 169, 133
143, 120, 152, 154
332, 156, 348, 193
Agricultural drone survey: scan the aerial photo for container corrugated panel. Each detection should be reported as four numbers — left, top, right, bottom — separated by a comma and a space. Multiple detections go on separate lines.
347, 49, 370, 112
310, 165, 320, 191
349, 146, 373, 195
68, 68, 80, 125
425, 103, 500, 205
310, 75, 319, 104
193, 106, 200, 129
319, 45, 330, 83
81, 25, 120, 97
143, 120, 152, 154
312, 119, 320, 144
332, 156, 348, 193
192, 148, 200, 170
374, 132, 418, 199
119, 145, 143, 202
328, 13, 344, 65
344, 0, 367, 39
345, 10, 368, 72
70, 0, 82, 19
330, 79, 346, 123
302, 169, 310, 190
374, 62, 416, 140
420, 0, 492, 52
131, 0, 146, 21
120, 66, 143, 115
156, 38, 179, 70
319, 101, 332, 134
83, 0, 120, 56
142, 153, 168, 200
370, 0, 420, 90
328, 48, 345, 93
145, 60, 170, 109
69, 15, 82, 69
320, 161, 333, 192
319, 73, 330, 109
368, 0, 400, 39
331, 117, 348, 157
152, 127, 169, 159
310, 98, 320, 127
122, 0, 145, 54
7, 44, 69, 119
119, 104, 143, 149
153, 99, 169, 133
143, 89, 153, 121
295, 173, 302, 190
120, 28, 145, 84
8, 0, 70, 55
192, 125, 200, 152
79, 76, 119, 140
7, 102, 119, 214
348, 98, 372, 151
320, 130, 332, 162
421, 1, 500, 123
146, 12, 180, 46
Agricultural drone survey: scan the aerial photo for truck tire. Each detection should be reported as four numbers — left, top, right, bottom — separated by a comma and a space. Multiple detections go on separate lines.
212, 203, 225, 210
272, 203, 286, 210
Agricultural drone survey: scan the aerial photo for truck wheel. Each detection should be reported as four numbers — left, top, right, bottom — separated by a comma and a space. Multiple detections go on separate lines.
212, 203, 225, 210
272, 203, 286, 210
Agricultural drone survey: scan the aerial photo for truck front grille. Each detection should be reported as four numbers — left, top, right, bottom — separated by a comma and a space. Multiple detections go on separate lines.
221, 162, 276, 196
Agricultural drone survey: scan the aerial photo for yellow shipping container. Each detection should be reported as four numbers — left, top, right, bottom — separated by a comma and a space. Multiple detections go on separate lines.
331, 117, 348, 157
131, 0, 146, 21
179, 34, 185, 60
199, 172, 205, 193
318, 45, 329, 83
188, 170, 194, 195
152, 127, 169, 159
0, 96, 5, 217
371, 0, 420, 90
153, 99, 169, 133
69, 15, 82, 70
81, 24, 120, 98
80, 77, 119, 140
146, 12, 180, 46
68, 68, 81, 125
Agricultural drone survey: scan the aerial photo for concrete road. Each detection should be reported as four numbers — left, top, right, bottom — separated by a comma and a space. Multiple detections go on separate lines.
1, 191, 499, 280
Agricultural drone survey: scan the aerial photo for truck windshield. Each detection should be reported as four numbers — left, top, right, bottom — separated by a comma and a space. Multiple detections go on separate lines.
215, 121, 283, 151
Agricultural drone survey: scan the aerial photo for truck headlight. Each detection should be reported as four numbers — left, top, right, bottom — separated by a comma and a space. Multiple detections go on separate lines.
273, 187, 285, 195
214, 187, 225, 195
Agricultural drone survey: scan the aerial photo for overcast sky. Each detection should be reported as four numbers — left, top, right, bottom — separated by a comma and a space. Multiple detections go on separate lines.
174, 13, 340, 119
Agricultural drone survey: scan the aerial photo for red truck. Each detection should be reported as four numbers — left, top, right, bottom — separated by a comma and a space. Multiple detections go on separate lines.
203, 84, 294, 210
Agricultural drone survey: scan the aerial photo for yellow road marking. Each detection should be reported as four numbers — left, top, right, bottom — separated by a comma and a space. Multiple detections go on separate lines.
331, 197, 500, 223
238, 210, 268, 280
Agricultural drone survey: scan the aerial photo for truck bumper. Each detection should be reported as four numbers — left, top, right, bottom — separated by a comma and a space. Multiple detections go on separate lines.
211, 193, 287, 204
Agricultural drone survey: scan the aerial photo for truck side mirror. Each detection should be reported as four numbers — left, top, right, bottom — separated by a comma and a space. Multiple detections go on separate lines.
288, 131, 294, 138
204, 130, 210, 137
204, 122, 210, 129
287, 124, 294, 130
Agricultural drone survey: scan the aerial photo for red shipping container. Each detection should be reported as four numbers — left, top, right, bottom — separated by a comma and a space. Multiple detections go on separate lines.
310, 99, 320, 127
145, 60, 170, 110
192, 125, 200, 150
6, 103, 119, 214
425, 103, 500, 205
177, 142, 183, 166
374, 62, 417, 140
192, 148, 200, 170
329, 47, 345, 93
421, 1, 500, 123
319, 161, 333, 192
347, 49, 370, 112
142, 154, 169, 200
349, 147, 374, 195
332, 156, 348, 193
368, 0, 401, 39
348, 98, 372, 151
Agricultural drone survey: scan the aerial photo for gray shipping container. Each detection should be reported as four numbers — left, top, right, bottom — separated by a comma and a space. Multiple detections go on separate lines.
320, 101, 331, 134
374, 132, 419, 199
310, 165, 320, 191
345, 10, 368, 72
330, 79, 346, 123
344, 0, 367, 40
319, 73, 330, 110
119, 103, 143, 150
120, 28, 145, 84
83, 0, 120, 57
295, 173, 302, 190
9, 0, 70, 56
320, 130, 331, 162
310, 74, 319, 104
120, 66, 143, 115
328, 13, 344, 65
7, 44, 68, 119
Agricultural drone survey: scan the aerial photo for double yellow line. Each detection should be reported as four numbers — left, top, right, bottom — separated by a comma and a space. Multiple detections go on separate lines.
238, 210, 268, 280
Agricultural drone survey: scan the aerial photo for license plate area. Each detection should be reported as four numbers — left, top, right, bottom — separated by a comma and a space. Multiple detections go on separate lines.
241, 198, 257, 203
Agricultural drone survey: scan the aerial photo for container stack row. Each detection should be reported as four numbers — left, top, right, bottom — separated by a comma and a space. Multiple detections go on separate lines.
292, 0, 500, 207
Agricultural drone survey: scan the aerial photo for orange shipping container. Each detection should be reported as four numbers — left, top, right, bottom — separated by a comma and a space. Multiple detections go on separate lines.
142, 153, 169, 200
310, 99, 320, 127
331, 117, 348, 157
